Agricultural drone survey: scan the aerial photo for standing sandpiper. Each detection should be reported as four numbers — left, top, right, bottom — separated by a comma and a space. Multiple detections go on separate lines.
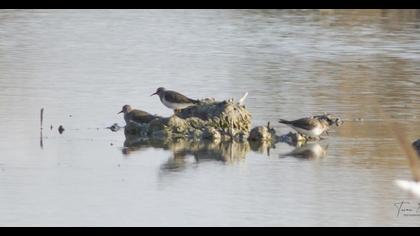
118, 105, 157, 124
278, 116, 334, 138
151, 87, 199, 113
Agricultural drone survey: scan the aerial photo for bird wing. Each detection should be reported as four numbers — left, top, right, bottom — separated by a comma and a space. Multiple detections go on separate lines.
165, 90, 198, 104
290, 118, 319, 130
131, 110, 157, 122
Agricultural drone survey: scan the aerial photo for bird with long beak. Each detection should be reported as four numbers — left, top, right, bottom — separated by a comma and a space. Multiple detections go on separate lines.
118, 105, 157, 124
278, 116, 335, 138
151, 87, 199, 113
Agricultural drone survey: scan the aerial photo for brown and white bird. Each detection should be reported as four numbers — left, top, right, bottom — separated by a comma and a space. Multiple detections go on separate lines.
118, 105, 157, 124
278, 116, 335, 138
151, 87, 199, 113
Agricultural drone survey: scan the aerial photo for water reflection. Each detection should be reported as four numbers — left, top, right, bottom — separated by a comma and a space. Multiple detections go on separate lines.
123, 131, 251, 171
248, 140, 274, 156
280, 142, 328, 160
160, 140, 250, 172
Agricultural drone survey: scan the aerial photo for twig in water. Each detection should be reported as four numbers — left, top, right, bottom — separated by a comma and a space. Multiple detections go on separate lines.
40, 108, 44, 129
40, 108, 44, 149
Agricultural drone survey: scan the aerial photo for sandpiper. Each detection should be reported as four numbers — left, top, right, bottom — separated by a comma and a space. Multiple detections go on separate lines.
118, 105, 157, 124
278, 116, 334, 138
151, 87, 199, 113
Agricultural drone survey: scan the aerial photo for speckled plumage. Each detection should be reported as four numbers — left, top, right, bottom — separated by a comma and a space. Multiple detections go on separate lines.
151, 87, 198, 110
278, 117, 331, 137
118, 105, 156, 124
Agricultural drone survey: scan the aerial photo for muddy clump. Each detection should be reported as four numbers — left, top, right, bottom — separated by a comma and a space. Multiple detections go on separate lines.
124, 98, 252, 142
122, 101, 343, 148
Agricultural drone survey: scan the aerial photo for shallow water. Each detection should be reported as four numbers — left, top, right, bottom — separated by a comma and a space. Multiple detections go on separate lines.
0, 9, 420, 226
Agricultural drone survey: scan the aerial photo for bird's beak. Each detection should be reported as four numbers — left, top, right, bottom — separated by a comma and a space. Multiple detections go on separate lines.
118, 110, 123, 114
150, 92, 157, 96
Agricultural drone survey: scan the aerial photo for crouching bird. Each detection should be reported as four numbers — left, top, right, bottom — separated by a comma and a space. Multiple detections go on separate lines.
278, 116, 335, 138
118, 105, 157, 124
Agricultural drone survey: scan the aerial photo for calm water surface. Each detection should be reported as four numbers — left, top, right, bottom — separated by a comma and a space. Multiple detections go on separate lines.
0, 9, 420, 226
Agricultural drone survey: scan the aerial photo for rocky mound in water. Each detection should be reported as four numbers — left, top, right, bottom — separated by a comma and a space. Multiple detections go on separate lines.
124, 98, 252, 142
121, 95, 343, 147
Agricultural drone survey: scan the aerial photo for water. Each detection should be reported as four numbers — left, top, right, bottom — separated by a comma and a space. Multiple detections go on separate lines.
0, 9, 420, 226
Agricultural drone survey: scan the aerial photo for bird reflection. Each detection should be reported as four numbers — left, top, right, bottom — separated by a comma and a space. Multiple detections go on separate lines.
249, 140, 275, 156
122, 137, 169, 155
122, 131, 251, 172
280, 142, 328, 160
163, 140, 251, 172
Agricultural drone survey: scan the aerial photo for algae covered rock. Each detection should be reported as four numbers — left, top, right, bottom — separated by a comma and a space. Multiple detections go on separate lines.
177, 98, 252, 135
201, 127, 221, 141
249, 126, 274, 142
167, 115, 189, 135
124, 99, 252, 141
248, 122, 276, 142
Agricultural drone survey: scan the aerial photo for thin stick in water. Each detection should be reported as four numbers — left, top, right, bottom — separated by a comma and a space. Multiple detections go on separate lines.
40, 108, 44, 149
40, 108, 44, 129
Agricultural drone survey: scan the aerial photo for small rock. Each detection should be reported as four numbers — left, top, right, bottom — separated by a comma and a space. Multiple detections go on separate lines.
58, 125, 65, 134
248, 126, 273, 142
122, 148, 130, 155
107, 123, 122, 132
